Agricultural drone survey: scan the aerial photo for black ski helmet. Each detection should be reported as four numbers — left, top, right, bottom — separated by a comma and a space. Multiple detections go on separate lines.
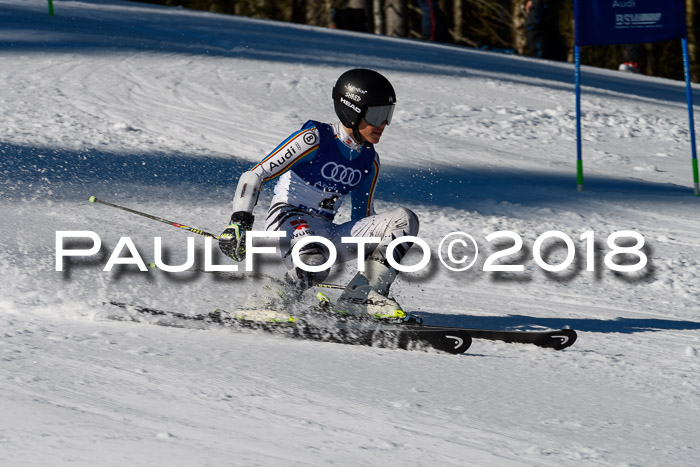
332, 69, 396, 130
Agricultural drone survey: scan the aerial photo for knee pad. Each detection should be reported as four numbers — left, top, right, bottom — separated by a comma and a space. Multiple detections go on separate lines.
394, 207, 419, 236
379, 208, 419, 265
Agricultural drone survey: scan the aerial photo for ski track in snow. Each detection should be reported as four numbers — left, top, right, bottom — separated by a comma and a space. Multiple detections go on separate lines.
1, 1, 700, 465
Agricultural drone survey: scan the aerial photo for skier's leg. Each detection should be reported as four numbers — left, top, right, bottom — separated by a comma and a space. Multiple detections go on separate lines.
264, 203, 334, 284
235, 205, 331, 320
332, 207, 420, 318
282, 240, 331, 291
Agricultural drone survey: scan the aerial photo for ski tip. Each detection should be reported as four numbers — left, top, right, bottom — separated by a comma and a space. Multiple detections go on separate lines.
550, 329, 578, 350
88, 195, 96, 203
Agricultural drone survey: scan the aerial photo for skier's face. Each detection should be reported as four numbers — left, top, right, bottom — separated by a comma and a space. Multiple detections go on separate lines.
358, 119, 386, 144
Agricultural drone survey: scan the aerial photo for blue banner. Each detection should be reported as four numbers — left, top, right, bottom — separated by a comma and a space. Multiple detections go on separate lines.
575, 0, 687, 46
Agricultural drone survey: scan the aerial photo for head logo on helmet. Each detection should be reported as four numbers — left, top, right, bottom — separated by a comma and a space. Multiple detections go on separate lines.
339, 97, 361, 114
332, 69, 396, 131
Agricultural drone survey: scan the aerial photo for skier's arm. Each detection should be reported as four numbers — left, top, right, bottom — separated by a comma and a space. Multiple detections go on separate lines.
233, 125, 320, 214
220, 125, 320, 261
218, 171, 261, 262
231, 171, 261, 214
350, 156, 380, 221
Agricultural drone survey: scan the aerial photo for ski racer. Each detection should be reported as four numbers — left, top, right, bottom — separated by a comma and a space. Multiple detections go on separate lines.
218, 69, 419, 321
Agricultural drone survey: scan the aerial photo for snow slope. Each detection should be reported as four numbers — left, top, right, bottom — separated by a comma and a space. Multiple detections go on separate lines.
2, 1, 700, 465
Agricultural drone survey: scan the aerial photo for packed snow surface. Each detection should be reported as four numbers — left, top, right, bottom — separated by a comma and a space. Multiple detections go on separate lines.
2, 1, 700, 465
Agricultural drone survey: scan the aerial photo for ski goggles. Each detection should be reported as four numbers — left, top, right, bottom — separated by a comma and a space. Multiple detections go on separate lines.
363, 104, 395, 126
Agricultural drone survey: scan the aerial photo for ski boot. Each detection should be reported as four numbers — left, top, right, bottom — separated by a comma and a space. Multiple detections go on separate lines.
334, 258, 416, 322
318, 292, 422, 324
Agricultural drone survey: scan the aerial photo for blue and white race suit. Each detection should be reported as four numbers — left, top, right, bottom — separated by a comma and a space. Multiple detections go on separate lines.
234, 120, 418, 272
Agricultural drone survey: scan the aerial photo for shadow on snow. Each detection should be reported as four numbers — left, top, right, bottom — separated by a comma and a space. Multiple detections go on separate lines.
414, 312, 700, 335
0, 143, 694, 213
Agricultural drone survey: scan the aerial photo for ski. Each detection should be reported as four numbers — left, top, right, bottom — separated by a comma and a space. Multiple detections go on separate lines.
107, 301, 576, 351
107, 301, 472, 355
405, 323, 577, 350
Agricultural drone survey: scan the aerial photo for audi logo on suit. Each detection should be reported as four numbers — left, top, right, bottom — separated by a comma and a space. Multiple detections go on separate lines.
321, 162, 363, 186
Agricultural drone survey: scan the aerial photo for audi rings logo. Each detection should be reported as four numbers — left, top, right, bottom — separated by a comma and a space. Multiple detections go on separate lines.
321, 162, 362, 186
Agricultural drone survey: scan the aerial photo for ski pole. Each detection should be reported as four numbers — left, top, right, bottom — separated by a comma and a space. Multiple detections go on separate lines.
315, 282, 344, 290
89, 196, 348, 291
88, 196, 220, 239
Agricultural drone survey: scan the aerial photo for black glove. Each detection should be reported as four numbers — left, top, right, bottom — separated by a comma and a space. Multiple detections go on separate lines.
219, 211, 254, 262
